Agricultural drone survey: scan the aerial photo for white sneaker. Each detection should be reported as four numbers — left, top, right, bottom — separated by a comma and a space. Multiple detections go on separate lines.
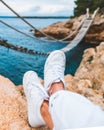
44, 50, 66, 92
23, 71, 49, 127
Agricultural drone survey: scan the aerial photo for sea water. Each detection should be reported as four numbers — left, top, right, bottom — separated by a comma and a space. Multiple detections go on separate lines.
0, 18, 96, 85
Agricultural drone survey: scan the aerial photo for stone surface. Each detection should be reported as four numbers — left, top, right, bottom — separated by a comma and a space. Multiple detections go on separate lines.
35, 15, 104, 44
0, 76, 48, 130
73, 42, 104, 109
0, 42, 104, 129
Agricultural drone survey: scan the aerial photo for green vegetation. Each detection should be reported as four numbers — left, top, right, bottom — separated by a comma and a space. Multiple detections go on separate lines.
74, 0, 104, 16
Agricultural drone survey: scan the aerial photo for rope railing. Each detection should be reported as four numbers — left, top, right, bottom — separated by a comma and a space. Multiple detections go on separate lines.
92, 8, 99, 19
61, 8, 99, 53
0, 20, 41, 40
0, 39, 49, 56
0, 0, 72, 43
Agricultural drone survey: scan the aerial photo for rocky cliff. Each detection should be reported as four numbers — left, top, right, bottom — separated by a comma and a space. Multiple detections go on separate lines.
35, 15, 104, 44
66, 42, 104, 109
0, 42, 104, 130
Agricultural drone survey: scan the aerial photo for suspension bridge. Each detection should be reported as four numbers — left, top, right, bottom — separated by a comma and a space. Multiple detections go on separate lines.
61, 8, 99, 53
0, 0, 99, 55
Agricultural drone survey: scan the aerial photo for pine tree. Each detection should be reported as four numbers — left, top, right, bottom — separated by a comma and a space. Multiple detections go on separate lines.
74, 0, 104, 16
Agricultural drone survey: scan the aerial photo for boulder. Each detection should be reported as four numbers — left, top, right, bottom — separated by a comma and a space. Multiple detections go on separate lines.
0, 75, 48, 130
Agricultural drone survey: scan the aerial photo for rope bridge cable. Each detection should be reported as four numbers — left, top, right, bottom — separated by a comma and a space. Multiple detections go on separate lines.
0, 0, 71, 43
0, 19, 70, 43
0, 19, 46, 41
0, 40, 49, 56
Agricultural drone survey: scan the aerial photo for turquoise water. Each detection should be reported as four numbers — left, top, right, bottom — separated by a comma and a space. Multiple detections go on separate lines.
0, 18, 96, 85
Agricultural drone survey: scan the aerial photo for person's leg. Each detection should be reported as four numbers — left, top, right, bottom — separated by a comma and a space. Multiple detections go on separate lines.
23, 71, 50, 127
23, 51, 104, 130
49, 90, 104, 130
40, 81, 64, 130
44, 50, 104, 130
48, 81, 64, 96
43, 50, 66, 129
40, 100, 53, 130
22, 50, 66, 129
44, 50, 66, 93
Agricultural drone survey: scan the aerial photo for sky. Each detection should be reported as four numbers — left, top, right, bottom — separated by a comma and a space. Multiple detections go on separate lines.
0, 0, 75, 16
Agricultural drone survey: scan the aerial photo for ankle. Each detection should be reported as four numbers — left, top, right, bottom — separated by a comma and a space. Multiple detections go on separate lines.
40, 101, 54, 130
48, 81, 64, 96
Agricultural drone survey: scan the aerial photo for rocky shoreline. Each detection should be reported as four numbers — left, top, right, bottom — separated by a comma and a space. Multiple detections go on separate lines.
35, 14, 104, 44
0, 42, 103, 130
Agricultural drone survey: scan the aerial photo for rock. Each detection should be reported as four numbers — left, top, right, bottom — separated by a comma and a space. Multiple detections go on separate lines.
34, 14, 104, 44
63, 42, 104, 109
0, 75, 29, 130
64, 21, 73, 28
100, 54, 104, 65
0, 75, 48, 130
35, 15, 85, 40
74, 42, 104, 108
75, 43, 104, 89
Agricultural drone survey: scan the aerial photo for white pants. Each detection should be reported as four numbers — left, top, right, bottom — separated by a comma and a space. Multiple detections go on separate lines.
49, 90, 104, 130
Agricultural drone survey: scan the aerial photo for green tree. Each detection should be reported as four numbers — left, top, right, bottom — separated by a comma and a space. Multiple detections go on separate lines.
74, 0, 104, 16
